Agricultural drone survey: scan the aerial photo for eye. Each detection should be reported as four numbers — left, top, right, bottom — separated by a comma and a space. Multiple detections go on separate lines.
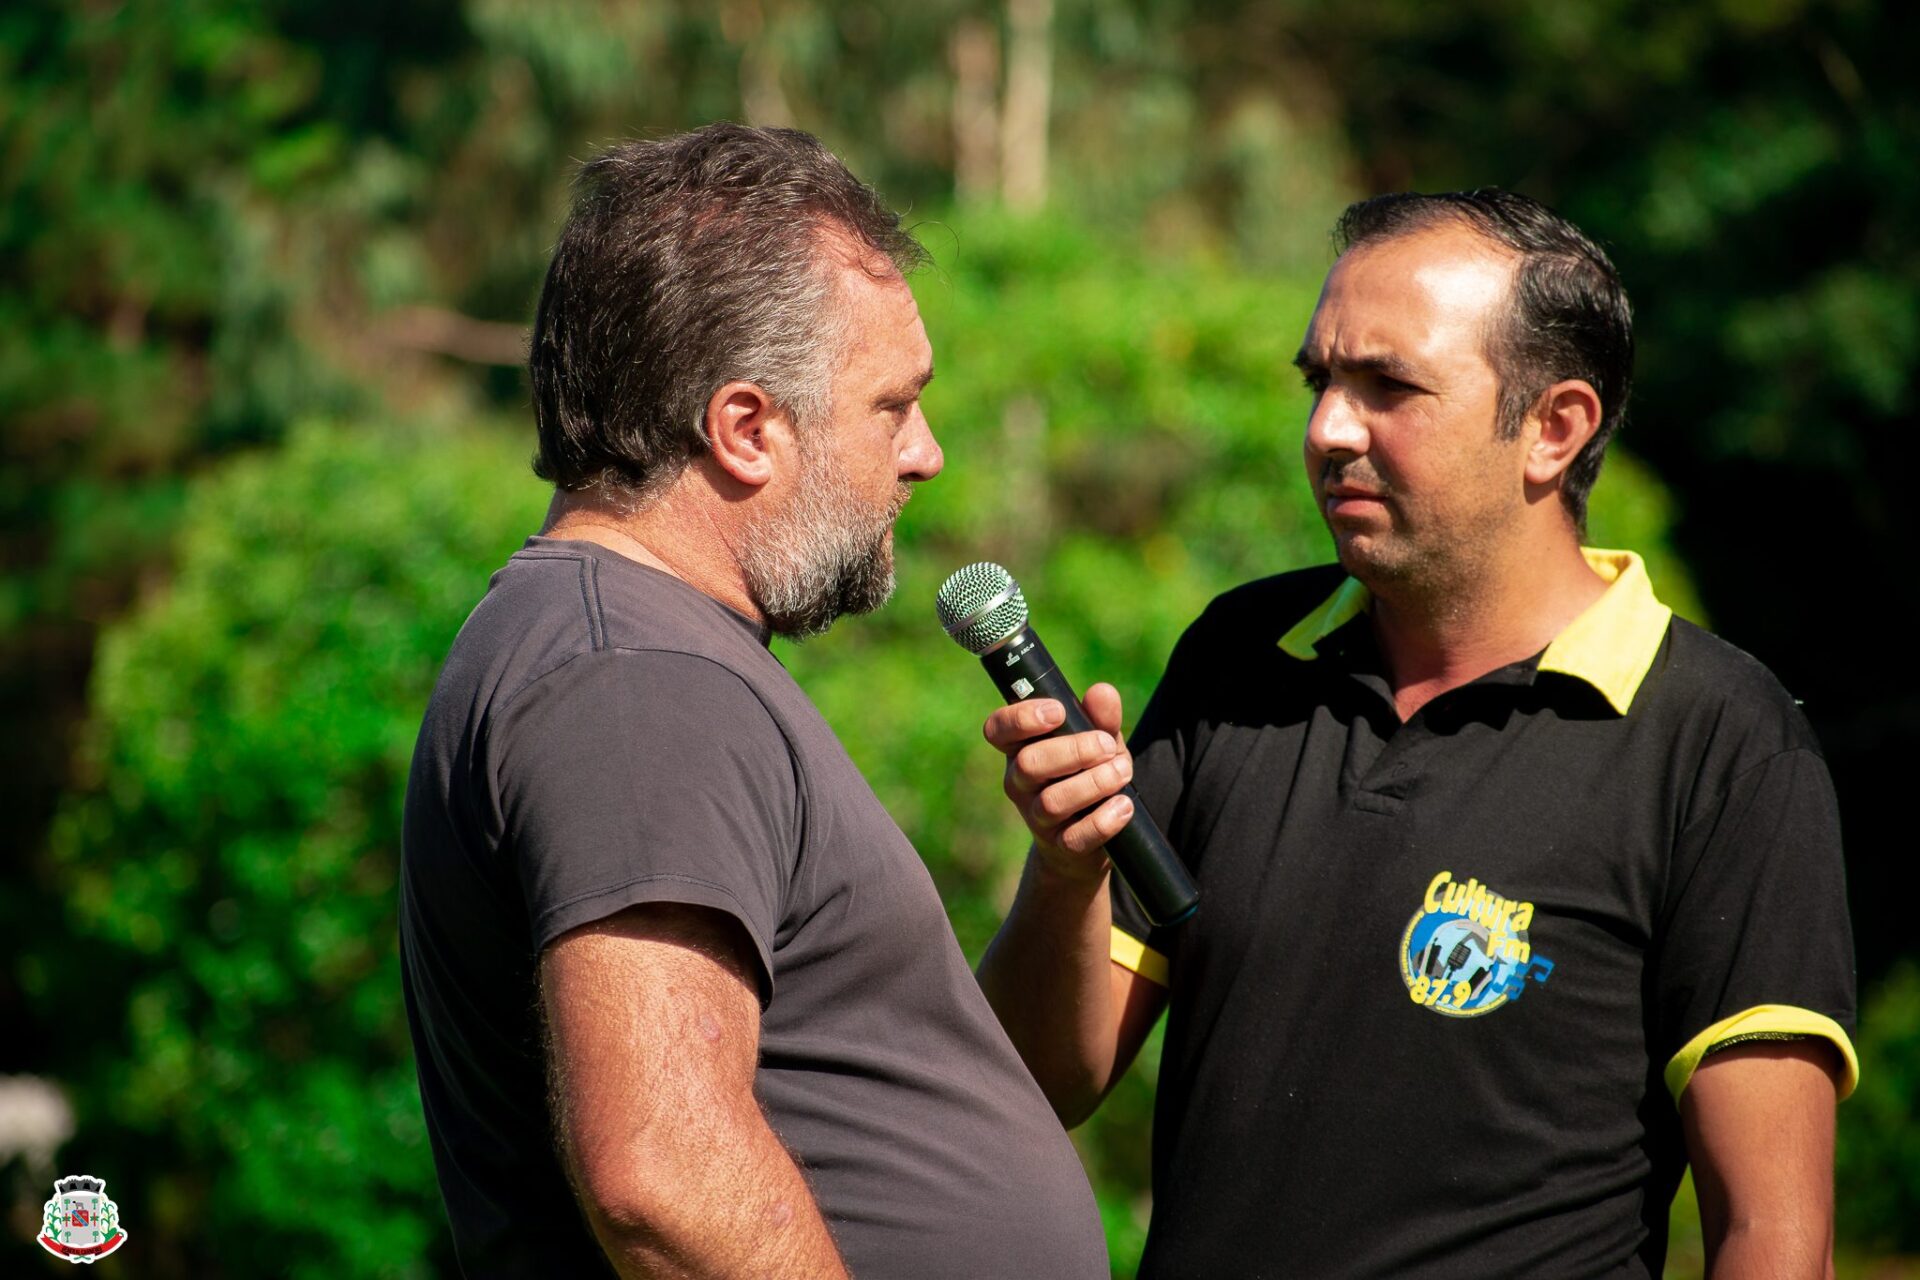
1368, 371, 1423, 397
1298, 369, 1328, 395
879, 400, 916, 432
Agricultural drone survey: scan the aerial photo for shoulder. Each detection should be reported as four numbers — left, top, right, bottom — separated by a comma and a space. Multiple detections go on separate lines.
445, 545, 604, 690
456, 541, 781, 711
501, 646, 787, 751
1140, 566, 1346, 724
466, 553, 792, 764
1648, 618, 1823, 762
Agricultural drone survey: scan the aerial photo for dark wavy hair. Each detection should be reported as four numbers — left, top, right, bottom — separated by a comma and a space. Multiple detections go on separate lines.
529, 124, 926, 501
1334, 189, 1633, 528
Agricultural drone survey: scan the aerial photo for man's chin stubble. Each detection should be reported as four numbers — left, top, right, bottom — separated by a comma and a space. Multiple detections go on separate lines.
749, 506, 903, 639
758, 545, 894, 639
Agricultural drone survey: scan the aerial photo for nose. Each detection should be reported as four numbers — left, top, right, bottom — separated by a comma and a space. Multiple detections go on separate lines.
898, 407, 944, 482
1304, 386, 1368, 461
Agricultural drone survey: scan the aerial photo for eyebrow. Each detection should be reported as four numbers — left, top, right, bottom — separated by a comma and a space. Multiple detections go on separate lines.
875, 366, 935, 406
1291, 349, 1425, 383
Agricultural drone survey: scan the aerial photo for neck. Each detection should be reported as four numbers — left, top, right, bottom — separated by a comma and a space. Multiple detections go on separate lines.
1366, 533, 1604, 722
539, 478, 762, 622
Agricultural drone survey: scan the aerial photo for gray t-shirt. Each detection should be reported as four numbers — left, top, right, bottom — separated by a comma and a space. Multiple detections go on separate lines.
400, 537, 1105, 1278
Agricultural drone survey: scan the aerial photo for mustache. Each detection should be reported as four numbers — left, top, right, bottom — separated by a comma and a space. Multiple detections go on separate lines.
1321, 459, 1390, 496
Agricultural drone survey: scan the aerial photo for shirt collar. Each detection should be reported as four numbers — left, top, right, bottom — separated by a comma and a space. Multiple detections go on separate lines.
1275, 548, 1673, 715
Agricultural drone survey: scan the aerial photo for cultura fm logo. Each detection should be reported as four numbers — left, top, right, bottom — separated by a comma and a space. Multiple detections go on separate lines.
38, 1175, 127, 1264
1400, 870, 1555, 1017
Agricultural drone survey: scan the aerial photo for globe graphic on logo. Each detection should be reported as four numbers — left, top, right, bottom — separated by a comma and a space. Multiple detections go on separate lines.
1402, 913, 1514, 1016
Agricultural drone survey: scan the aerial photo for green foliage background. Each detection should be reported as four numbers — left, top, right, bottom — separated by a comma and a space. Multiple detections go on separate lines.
42, 423, 547, 1275
5, 0, 1915, 1275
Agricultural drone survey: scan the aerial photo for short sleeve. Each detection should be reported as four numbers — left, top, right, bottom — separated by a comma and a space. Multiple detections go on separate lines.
495, 648, 798, 1005
1653, 746, 1858, 1101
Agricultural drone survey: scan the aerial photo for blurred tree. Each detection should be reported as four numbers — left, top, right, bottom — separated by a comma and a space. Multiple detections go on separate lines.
2, 0, 475, 1071
40, 421, 548, 1277
1835, 962, 1920, 1258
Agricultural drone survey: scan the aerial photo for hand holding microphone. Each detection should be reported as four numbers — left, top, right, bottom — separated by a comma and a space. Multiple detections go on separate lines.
936, 563, 1199, 927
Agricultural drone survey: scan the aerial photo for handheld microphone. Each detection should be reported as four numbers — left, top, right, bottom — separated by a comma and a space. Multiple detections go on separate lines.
935, 562, 1199, 928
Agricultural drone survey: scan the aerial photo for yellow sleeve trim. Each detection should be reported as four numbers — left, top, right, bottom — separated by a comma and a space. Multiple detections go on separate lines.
1664, 1003, 1859, 1103
1110, 925, 1170, 987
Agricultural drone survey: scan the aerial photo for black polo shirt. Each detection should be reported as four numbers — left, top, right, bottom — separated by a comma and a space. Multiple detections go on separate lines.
1112, 549, 1856, 1279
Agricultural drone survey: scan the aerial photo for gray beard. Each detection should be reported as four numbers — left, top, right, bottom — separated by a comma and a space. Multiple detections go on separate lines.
741, 447, 908, 639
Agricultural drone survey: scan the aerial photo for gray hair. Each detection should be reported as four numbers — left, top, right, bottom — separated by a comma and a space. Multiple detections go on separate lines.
529, 124, 927, 504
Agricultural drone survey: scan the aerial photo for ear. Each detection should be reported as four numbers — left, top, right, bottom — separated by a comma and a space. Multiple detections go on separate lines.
703, 380, 794, 490
1523, 379, 1604, 488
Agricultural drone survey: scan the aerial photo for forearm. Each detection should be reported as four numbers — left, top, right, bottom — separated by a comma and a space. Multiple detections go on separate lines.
976, 683, 1162, 1125
1703, 1221, 1833, 1280
1685, 1042, 1840, 1280
977, 853, 1120, 1124
571, 1101, 847, 1280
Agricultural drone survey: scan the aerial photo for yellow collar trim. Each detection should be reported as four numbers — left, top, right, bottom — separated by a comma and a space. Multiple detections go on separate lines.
1275, 548, 1673, 714
1537, 549, 1673, 714
1277, 575, 1371, 660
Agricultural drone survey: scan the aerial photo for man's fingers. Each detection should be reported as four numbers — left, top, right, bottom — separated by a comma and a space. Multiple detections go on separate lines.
982, 684, 1126, 753
1008, 729, 1124, 793
1054, 794, 1135, 857
982, 683, 1135, 850
1028, 750, 1134, 823
982, 698, 1067, 751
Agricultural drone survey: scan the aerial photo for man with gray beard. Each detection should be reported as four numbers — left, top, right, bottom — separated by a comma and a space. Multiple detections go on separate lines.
398, 125, 1107, 1279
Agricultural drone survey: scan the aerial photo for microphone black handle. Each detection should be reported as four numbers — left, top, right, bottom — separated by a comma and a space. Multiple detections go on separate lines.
980, 626, 1199, 927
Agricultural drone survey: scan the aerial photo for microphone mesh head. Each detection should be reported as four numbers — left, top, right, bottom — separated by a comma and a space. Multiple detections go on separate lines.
935, 562, 1029, 655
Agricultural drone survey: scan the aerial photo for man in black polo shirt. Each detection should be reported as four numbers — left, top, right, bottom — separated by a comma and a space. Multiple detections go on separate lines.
976, 190, 1855, 1277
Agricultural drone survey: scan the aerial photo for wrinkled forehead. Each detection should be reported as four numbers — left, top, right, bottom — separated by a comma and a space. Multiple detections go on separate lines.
818, 243, 930, 385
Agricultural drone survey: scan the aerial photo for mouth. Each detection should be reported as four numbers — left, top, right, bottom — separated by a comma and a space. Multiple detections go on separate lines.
1321, 484, 1388, 517
1317, 461, 1389, 520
